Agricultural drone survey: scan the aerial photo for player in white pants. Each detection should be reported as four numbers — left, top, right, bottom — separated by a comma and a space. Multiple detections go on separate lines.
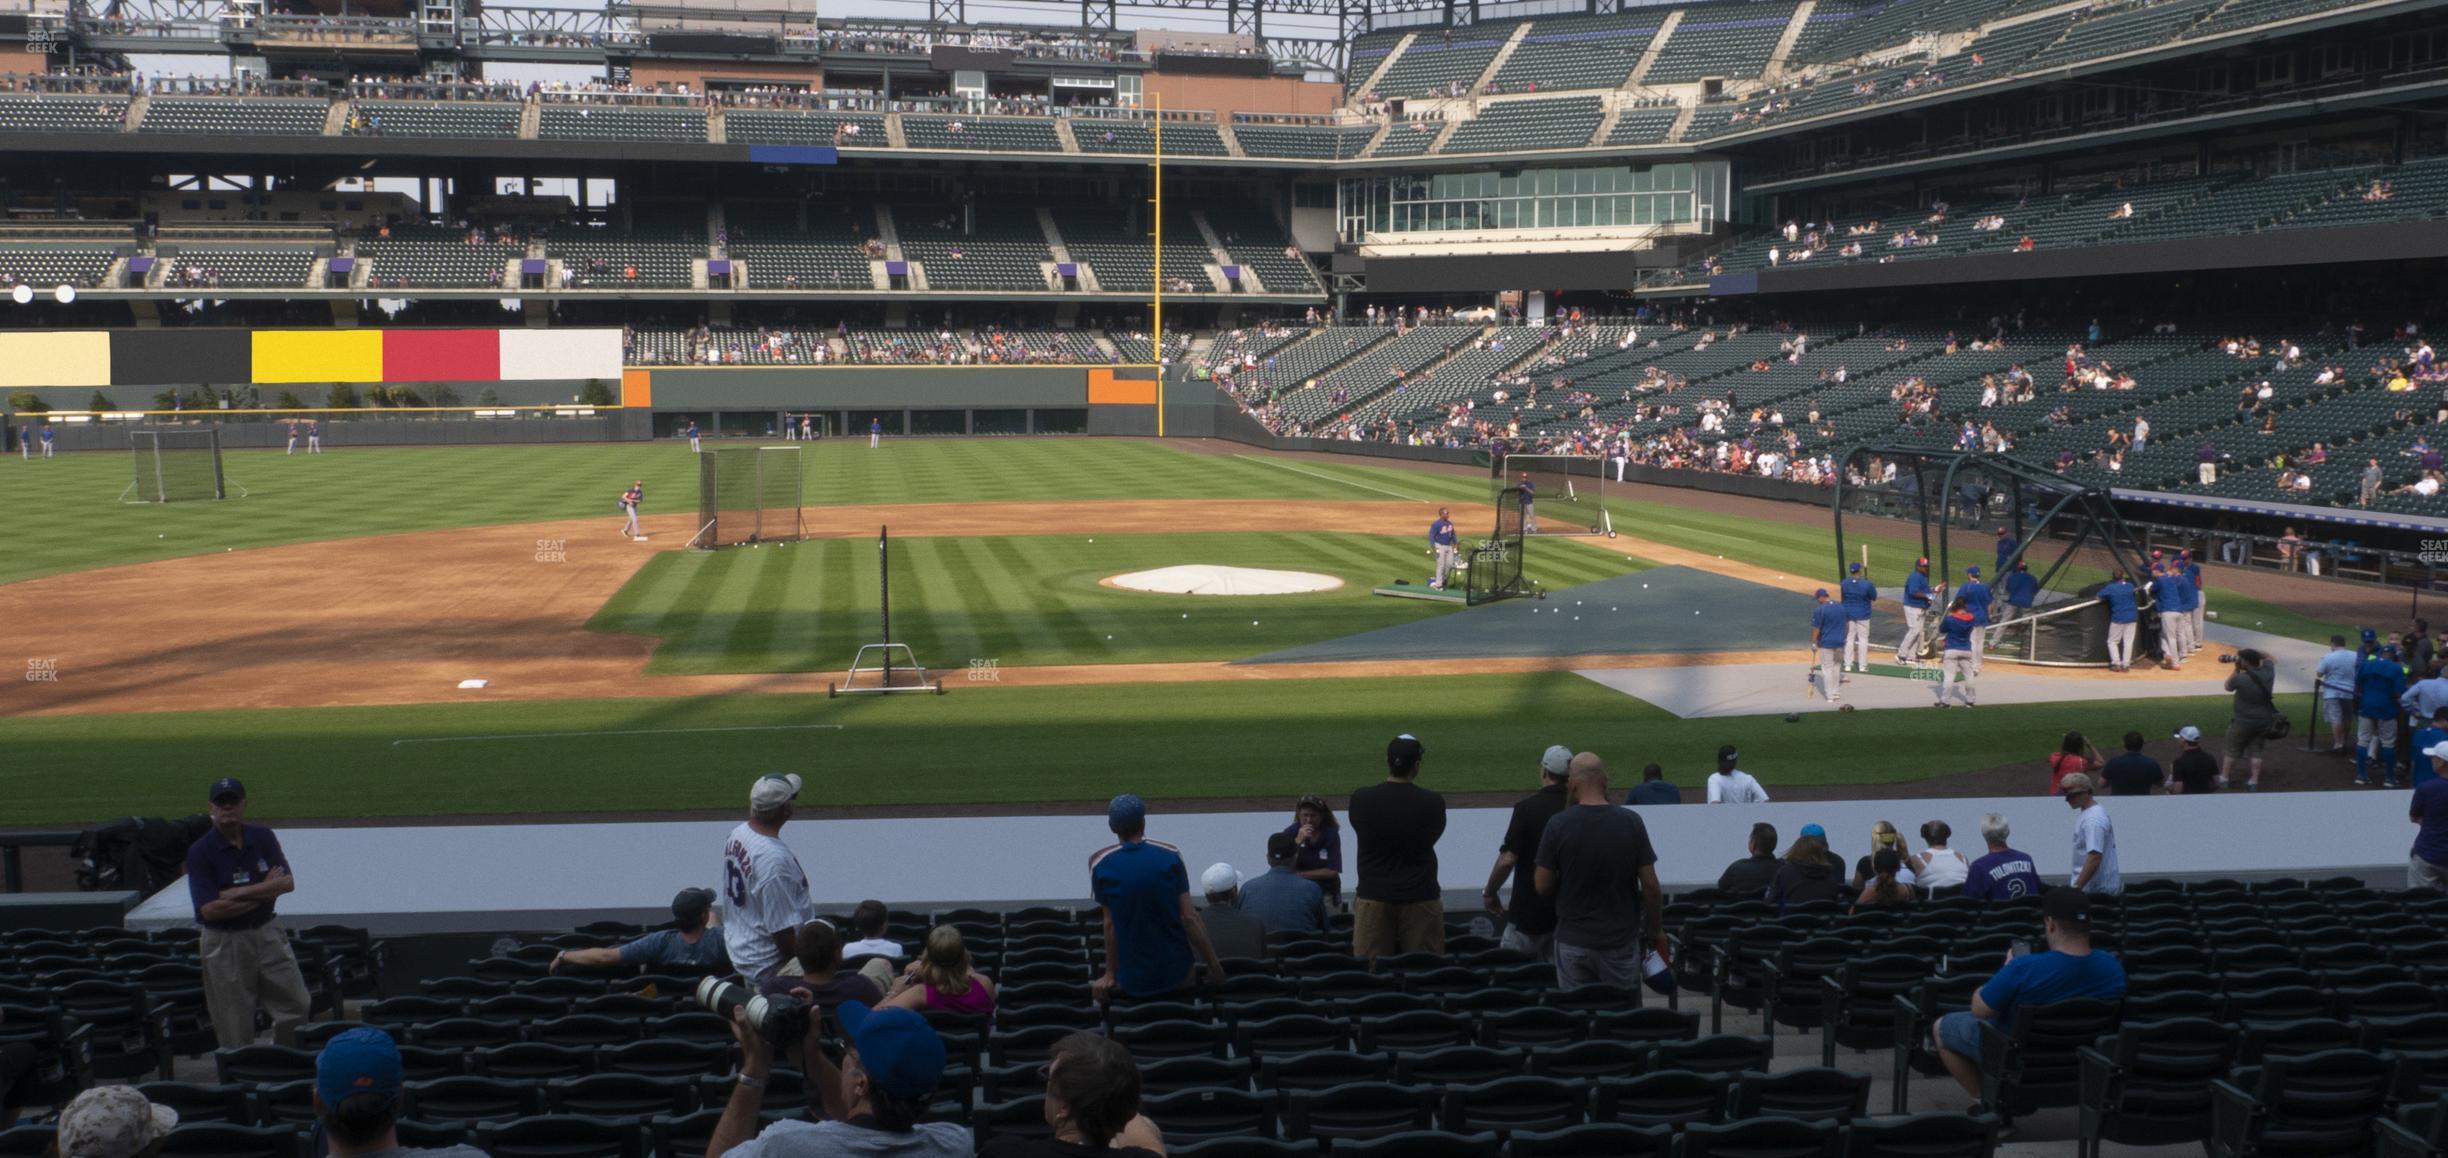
2107, 621, 2136, 669
1839, 563, 1876, 672
1428, 508, 1459, 589
1935, 597, 1979, 707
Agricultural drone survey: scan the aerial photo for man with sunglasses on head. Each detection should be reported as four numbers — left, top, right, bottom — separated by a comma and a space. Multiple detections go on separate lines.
185, 776, 312, 1048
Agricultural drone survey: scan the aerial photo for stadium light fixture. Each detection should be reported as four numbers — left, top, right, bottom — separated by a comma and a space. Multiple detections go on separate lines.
53, 285, 75, 305
8, 284, 29, 305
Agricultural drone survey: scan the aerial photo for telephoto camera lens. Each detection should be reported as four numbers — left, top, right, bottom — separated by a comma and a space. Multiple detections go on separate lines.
694, 976, 813, 1042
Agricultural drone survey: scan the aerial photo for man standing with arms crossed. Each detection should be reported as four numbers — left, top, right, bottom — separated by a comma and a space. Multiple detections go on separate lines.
1428, 508, 1459, 591
1810, 588, 1849, 705
1839, 563, 1877, 674
186, 777, 312, 1049
1897, 556, 1935, 663
722, 773, 817, 983
1535, 753, 1669, 992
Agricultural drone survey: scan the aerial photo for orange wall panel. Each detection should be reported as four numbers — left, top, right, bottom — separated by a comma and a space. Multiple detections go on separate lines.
1086, 368, 1156, 405
622, 368, 654, 407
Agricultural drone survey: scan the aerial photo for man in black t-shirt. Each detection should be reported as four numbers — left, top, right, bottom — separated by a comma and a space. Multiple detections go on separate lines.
1535, 753, 1667, 993
2099, 731, 2166, 796
1717, 823, 1781, 899
2169, 726, 2221, 794
1349, 733, 1448, 960
1482, 745, 1573, 959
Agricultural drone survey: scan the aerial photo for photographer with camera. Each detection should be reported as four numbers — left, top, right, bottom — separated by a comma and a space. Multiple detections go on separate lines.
704, 994, 967, 1158
2222, 648, 2278, 791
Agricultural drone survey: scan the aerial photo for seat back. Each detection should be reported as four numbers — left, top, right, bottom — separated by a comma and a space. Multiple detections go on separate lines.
1731, 1067, 1871, 1122
1987, 997, 2122, 1115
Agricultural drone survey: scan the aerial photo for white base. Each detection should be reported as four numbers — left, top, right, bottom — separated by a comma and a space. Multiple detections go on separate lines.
1105, 564, 1343, 596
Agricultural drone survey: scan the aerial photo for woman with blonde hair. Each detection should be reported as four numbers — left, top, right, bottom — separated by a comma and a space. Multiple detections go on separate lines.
880, 925, 998, 1018
1851, 820, 1920, 890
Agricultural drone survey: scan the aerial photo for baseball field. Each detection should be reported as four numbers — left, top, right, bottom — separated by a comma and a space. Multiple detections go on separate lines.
1, 435, 2373, 826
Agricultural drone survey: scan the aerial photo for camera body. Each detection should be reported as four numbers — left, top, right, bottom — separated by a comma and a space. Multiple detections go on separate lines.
695, 976, 814, 1044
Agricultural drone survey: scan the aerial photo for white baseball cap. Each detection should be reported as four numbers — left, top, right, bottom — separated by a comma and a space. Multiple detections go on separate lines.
2427, 740, 2448, 763
1200, 862, 1241, 895
1540, 745, 1573, 776
750, 773, 803, 808
2172, 726, 2202, 743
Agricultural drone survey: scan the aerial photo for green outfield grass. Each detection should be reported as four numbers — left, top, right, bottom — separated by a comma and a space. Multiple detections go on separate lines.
0, 677, 2247, 823
592, 531, 1643, 673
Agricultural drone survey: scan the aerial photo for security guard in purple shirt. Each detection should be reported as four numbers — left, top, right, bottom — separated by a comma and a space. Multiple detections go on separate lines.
185, 777, 312, 1049
1429, 508, 1459, 590
1839, 564, 1877, 673
1811, 589, 1850, 704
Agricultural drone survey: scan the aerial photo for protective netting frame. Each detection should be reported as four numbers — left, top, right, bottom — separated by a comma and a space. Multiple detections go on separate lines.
1493, 453, 1610, 536
121, 428, 232, 503
1832, 446, 2158, 667
691, 446, 806, 549
1468, 488, 1528, 605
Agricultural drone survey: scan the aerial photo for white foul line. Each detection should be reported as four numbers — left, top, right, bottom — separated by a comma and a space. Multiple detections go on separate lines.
1230, 454, 1440, 504
392, 724, 846, 747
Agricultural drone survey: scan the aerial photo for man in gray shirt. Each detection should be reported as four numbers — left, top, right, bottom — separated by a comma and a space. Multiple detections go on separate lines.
1535, 753, 1669, 994
1237, 833, 1326, 936
1195, 862, 1270, 959
711, 1001, 969, 1157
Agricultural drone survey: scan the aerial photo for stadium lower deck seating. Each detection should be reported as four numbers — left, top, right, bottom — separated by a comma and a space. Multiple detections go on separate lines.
721, 109, 886, 147
536, 105, 707, 144
13, 881, 2445, 1157
903, 116, 1064, 153
0, 94, 128, 133
1233, 124, 1376, 160
546, 225, 704, 290
346, 100, 520, 139
0, 246, 120, 289
726, 201, 875, 291
1072, 118, 1230, 157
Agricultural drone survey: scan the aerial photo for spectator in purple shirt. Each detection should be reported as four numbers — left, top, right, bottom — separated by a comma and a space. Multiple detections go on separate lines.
1960, 812, 2046, 902
185, 776, 313, 1048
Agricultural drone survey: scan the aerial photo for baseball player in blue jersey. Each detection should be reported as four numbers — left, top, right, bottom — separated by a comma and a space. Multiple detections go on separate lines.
1429, 507, 1459, 590
870, 417, 883, 448
1935, 595, 1979, 707
38, 423, 53, 459
285, 421, 300, 456
685, 420, 701, 453
1811, 588, 1849, 704
1960, 566, 1992, 672
1897, 556, 1935, 663
2003, 560, 2039, 617
2100, 569, 2139, 671
1839, 563, 1877, 673
305, 419, 320, 454
2182, 550, 2205, 645
1518, 473, 1538, 534
1994, 527, 2018, 574
619, 479, 644, 538
2152, 563, 2197, 667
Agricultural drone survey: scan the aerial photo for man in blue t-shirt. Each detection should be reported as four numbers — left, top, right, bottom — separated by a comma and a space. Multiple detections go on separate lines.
1811, 588, 1849, 705
2413, 777, 2448, 892
2100, 570, 2139, 672
1934, 888, 2126, 1100
1428, 508, 1459, 590
1960, 567, 1992, 672
2359, 645, 2411, 786
1839, 564, 1877, 673
549, 888, 727, 973
1897, 556, 1935, 663
1960, 812, 2046, 901
1090, 795, 1224, 1002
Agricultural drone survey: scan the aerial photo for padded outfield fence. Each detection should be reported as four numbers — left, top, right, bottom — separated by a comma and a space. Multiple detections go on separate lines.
20, 407, 649, 452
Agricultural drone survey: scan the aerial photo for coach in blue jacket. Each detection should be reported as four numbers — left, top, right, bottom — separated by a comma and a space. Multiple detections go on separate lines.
1812, 589, 1850, 705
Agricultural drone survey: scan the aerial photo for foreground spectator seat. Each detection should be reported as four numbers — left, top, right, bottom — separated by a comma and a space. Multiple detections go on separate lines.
1678, 1115, 1840, 1158
1731, 1067, 1872, 1122
546, 1072, 695, 1119
156, 1122, 306, 1158
1139, 1086, 1279, 1143
1839, 1112, 2000, 1157
2077, 1016, 2241, 1156
133, 1081, 250, 1124
1394, 1045, 1522, 1087
1439, 1075, 1588, 1135
1258, 1049, 1390, 1092
1977, 998, 2124, 1122
1284, 1081, 1438, 1139
2209, 1049, 2407, 1158
1592, 1070, 1732, 1128
474, 1114, 646, 1158
400, 1075, 541, 1123
215, 1045, 316, 1085
1508, 1120, 1674, 1157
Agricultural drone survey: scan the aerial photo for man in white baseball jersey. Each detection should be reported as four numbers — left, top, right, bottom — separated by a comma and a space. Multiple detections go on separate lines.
721, 773, 817, 982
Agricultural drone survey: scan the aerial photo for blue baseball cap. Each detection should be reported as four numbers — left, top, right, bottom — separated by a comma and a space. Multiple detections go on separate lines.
1800, 823, 1827, 838
1966, 566, 1981, 576
316, 1026, 402, 1110
835, 1001, 946, 1100
1847, 562, 1861, 573
208, 777, 245, 803
1107, 794, 1146, 833
1815, 588, 1830, 599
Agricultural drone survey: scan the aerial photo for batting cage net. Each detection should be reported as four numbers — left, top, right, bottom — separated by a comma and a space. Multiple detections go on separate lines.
121, 429, 233, 503
1493, 454, 1609, 536
1468, 488, 1527, 605
691, 446, 806, 548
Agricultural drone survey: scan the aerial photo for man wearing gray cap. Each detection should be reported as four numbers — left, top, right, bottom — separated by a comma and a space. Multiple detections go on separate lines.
54, 1086, 179, 1158
1483, 745, 1572, 959
722, 773, 817, 982
551, 888, 726, 973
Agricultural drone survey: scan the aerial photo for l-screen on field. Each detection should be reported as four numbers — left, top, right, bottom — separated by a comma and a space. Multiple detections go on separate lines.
3, 437, 2293, 825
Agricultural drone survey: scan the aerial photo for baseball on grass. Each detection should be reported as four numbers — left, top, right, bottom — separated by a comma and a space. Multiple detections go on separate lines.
158, 534, 164, 539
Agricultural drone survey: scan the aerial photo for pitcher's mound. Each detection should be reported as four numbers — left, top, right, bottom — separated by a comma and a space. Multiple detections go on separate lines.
1104, 565, 1343, 596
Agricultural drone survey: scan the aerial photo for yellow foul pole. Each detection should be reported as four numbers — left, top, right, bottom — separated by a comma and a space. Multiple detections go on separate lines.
1152, 91, 1165, 437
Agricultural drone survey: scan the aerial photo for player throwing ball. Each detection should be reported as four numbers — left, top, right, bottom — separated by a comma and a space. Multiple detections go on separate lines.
619, 479, 644, 539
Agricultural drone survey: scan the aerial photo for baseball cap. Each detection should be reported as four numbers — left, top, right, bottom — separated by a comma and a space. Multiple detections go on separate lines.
1847, 562, 1861, 573
316, 1026, 404, 1111
2043, 887, 2094, 926
1916, 556, 1930, 567
2427, 740, 2448, 763
1995, 527, 2008, 535
2058, 772, 2096, 796
1540, 745, 1573, 776
2364, 627, 2379, 641
1717, 744, 1740, 764
1966, 565, 1981, 576
835, 1001, 947, 1100
1799, 823, 1826, 838
208, 776, 245, 803
1107, 793, 1147, 833
749, 773, 803, 809
57, 1086, 178, 1158
1200, 863, 1241, 895
2173, 725, 2202, 743
671, 887, 716, 925
1814, 588, 1830, 599
1388, 734, 1426, 765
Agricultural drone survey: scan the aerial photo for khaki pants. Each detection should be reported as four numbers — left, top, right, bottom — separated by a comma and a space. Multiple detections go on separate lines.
858, 958, 901, 995
200, 924, 311, 1049
1352, 898, 1444, 959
